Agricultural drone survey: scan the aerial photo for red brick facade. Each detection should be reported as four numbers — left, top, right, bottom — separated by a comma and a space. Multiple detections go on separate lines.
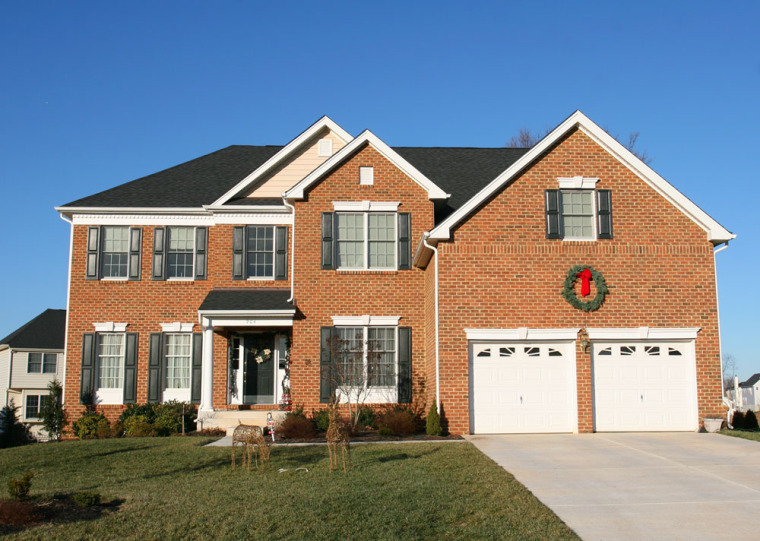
61, 121, 728, 435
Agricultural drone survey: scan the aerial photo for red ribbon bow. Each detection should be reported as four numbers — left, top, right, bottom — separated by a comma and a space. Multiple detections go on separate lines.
576, 268, 592, 297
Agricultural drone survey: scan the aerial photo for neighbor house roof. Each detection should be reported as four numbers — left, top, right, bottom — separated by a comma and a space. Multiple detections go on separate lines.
740, 374, 760, 388
0, 309, 66, 350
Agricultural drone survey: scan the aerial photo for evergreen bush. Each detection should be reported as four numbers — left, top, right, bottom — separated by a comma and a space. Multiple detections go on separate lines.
311, 408, 330, 432
73, 491, 101, 507
41, 379, 66, 441
731, 410, 745, 429
0, 402, 31, 448
426, 403, 442, 436
72, 411, 110, 439
744, 410, 759, 431
7, 471, 34, 501
357, 405, 376, 429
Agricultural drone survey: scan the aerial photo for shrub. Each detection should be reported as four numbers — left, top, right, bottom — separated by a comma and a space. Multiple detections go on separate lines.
72, 411, 110, 439
73, 491, 101, 507
156, 401, 196, 434
732, 410, 746, 429
123, 415, 157, 437
119, 403, 158, 424
376, 407, 418, 436
0, 402, 31, 448
41, 379, 66, 441
8, 471, 34, 501
312, 408, 330, 432
426, 403, 442, 436
277, 415, 316, 439
745, 410, 759, 431
289, 404, 307, 420
378, 427, 394, 437
357, 406, 376, 429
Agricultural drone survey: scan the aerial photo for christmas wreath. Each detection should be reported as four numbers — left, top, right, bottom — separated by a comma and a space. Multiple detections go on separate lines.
562, 265, 608, 312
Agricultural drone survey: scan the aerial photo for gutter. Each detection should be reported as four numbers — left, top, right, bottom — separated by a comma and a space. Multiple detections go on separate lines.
422, 233, 441, 413
282, 196, 296, 303
59, 213, 74, 406
713, 240, 732, 422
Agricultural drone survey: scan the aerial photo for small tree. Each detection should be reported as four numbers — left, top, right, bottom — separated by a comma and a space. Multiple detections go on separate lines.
0, 401, 31, 448
41, 379, 66, 441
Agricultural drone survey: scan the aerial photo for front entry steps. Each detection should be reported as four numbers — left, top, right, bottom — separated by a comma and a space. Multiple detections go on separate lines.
198, 409, 287, 436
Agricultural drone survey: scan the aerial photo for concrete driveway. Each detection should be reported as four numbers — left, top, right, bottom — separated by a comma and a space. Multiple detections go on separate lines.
467, 433, 760, 541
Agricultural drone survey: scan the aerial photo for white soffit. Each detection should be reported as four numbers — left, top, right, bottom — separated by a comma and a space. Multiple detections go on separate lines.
465, 328, 581, 341
210, 116, 354, 207
285, 130, 449, 201
428, 110, 735, 244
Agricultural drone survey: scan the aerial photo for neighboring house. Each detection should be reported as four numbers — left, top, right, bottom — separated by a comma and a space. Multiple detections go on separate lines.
0, 309, 66, 439
726, 374, 760, 412
55, 111, 735, 435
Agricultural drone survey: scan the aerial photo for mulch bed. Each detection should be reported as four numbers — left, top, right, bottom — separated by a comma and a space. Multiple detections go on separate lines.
0, 497, 122, 535
274, 431, 464, 444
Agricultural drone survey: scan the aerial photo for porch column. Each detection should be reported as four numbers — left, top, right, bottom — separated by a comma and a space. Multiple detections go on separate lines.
199, 320, 215, 415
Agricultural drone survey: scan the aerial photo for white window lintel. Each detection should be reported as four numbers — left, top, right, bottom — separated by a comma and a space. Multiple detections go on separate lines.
332, 201, 399, 212
586, 327, 701, 340
93, 322, 128, 332
558, 176, 600, 189
464, 327, 581, 341
331, 315, 400, 327
160, 322, 196, 333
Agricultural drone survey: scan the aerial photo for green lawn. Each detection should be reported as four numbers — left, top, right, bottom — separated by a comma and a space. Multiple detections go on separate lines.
0, 438, 578, 540
720, 429, 760, 442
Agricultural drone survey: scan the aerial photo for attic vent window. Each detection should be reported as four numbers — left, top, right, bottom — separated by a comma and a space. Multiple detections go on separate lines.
318, 138, 333, 157
360, 166, 374, 185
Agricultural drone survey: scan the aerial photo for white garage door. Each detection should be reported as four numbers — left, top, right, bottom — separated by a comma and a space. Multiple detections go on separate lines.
593, 342, 697, 431
470, 342, 576, 434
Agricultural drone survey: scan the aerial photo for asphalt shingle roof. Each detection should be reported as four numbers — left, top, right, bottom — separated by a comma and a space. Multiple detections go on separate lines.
198, 289, 293, 312
740, 374, 760, 388
59, 144, 532, 223
0, 309, 66, 350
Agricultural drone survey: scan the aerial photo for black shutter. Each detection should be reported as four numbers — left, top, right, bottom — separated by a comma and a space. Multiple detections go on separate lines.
123, 333, 138, 403
86, 227, 100, 280
191, 333, 203, 404
232, 226, 245, 280
195, 227, 208, 280
320, 327, 336, 403
152, 227, 166, 280
545, 190, 562, 239
397, 213, 411, 270
597, 190, 613, 239
80, 333, 96, 402
275, 226, 288, 281
397, 327, 412, 404
147, 333, 163, 403
128, 228, 142, 281
321, 213, 334, 270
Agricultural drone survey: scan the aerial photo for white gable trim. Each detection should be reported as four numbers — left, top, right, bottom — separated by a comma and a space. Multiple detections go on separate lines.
210, 116, 353, 208
427, 110, 734, 244
284, 130, 449, 201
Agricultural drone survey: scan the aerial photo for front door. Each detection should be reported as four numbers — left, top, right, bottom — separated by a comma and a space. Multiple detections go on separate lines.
243, 333, 276, 404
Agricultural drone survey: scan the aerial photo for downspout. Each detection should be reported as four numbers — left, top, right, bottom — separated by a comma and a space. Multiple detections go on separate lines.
59, 213, 74, 406
713, 241, 733, 421
422, 233, 440, 413
282, 196, 296, 303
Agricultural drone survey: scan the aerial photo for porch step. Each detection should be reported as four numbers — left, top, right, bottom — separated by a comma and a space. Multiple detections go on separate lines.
199, 410, 287, 436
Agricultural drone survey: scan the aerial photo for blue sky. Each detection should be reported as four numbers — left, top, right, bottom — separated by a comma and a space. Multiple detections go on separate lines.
1, 2, 757, 379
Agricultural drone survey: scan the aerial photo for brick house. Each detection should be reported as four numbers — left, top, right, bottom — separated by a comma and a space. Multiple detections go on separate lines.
56, 111, 734, 434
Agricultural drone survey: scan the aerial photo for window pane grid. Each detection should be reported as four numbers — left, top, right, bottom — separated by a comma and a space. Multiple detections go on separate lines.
336, 214, 365, 269
167, 227, 194, 278
165, 334, 191, 389
337, 327, 364, 386
368, 327, 395, 386
26, 395, 41, 419
28, 352, 42, 373
101, 226, 129, 277
561, 192, 594, 239
246, 226, 274, 278
98, 334, 124, 389
43, 353, 57, 373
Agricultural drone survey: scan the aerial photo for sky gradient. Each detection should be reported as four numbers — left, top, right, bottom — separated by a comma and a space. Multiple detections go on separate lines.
1, 2, 757, 379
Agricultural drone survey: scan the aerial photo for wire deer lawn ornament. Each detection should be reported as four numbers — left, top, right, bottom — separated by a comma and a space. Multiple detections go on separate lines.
231, 424, 270, 471
326, 398, 351, 472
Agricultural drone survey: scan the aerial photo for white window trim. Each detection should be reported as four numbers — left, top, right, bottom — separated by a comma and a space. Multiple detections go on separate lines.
27, 352, 57, 374
163, 333, 193, 401
586, 327, 701, 341
333, 323, 399, 401
93, 322, 128, 332
560, 189, 597, 241
245, 225, 276, 280
558, 176, 599, 189
166, 226, 196, 280
100, 225, 130, 280
359, 167, 374, 185
24, 393, 44, 421
160, 322, 195, 333
95, 332, 126, 405
464, 328, 581, 341
332, 201, 400, 212
334, 210, 398, 271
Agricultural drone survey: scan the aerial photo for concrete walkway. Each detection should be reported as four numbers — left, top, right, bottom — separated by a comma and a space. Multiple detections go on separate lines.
467, 433, 760, 541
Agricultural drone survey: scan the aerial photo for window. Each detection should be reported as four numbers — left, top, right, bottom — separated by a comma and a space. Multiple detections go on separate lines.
98, 333, 125, 389
27, 352, 57, 374
246, 226, 274, 278
167, 227, 194, 278
25, 395, 42, 419
561, 191, 595, 240
335, 213, 396, 270
165, 334, 191, 389
545, 187, 612, 240
335, 326, 396, 388
101, 226, 130, 278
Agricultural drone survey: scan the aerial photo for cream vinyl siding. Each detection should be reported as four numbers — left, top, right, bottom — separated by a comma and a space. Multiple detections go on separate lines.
245, 131, 347, 198
10, 350, 64, 389
0, 349, 10, 407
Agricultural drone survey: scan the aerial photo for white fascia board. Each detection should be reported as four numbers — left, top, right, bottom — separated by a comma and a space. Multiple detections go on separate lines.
70, 212, 293, 226
203, 205, 290, 213
465, 328, 581, 341
428, 110, 735, 244
586, 327, 701, 341
210, 116, 354, 207
57, 206, 208, 217
331, 316, 401, 326
285, 130, 449, 201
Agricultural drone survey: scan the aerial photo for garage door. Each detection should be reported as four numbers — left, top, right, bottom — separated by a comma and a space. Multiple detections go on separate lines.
593, 342, 697, 431
470, 342, 576, 434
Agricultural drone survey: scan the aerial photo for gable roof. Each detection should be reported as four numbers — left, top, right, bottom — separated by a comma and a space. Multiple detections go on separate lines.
0, 309, 66, 350
284, 130, 450, 201
740, 374, 760, 388
426, 110, 735, 246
